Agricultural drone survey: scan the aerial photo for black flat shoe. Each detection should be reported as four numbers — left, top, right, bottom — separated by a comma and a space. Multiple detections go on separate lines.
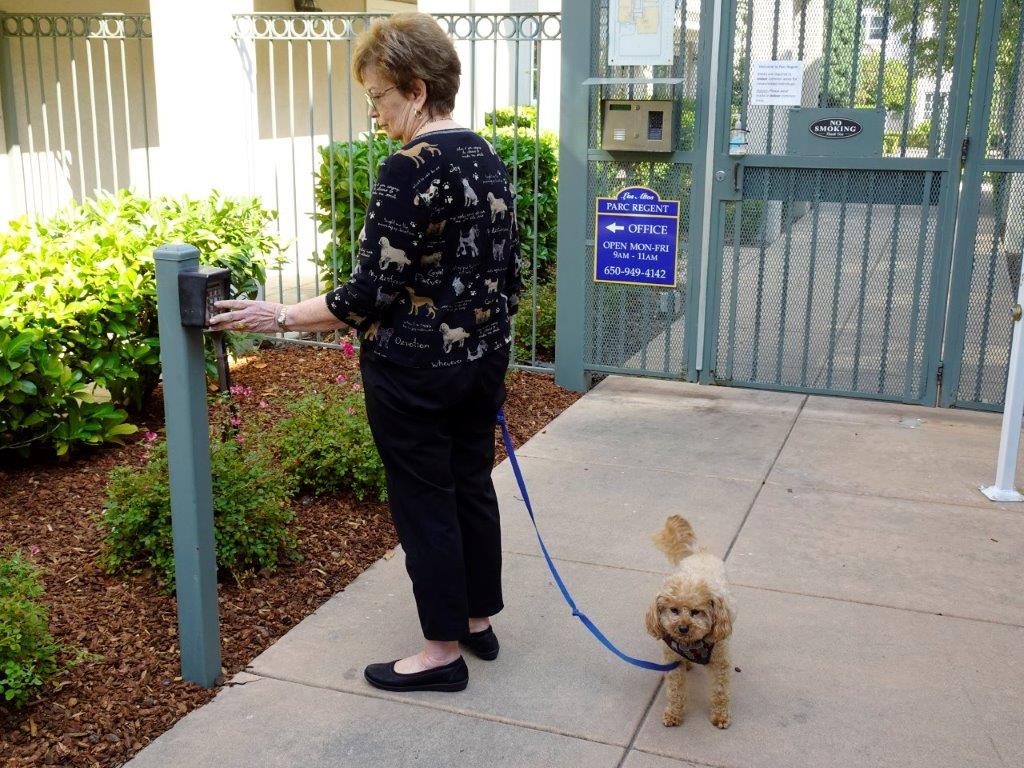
364, 656, 468, 692
460, 627, 500, 660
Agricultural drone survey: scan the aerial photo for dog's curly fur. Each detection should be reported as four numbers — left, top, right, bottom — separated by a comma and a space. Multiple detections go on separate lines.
645, 516, 736, 729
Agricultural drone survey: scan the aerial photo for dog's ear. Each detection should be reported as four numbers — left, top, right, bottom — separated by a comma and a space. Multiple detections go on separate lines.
707, 594, 733, 643
645, 597, 664, 639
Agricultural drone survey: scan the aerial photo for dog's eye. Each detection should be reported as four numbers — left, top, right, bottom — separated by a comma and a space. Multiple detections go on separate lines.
669, 607, 679, 615
690, 609, 702, 617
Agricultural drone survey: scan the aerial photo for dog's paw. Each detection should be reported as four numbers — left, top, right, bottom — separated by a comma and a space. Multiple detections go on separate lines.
710, 711, 731, 729
662, 710, 683, 727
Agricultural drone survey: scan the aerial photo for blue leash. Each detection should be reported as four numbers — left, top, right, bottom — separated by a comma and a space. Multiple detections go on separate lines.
496, 409, 679, 672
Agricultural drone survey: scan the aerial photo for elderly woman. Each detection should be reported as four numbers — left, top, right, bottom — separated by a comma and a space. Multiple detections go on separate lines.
210, 12, 522, 693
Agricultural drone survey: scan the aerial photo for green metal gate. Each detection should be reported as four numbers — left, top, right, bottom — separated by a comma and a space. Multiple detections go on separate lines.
703, 0, 976, 406
557, 0, 1024, 411
943, 0, 1024, 409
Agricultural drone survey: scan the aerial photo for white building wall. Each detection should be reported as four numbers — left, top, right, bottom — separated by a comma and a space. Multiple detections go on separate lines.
2, 0, 559, 297
416, 0, 560, 134
0, 0, 154, 221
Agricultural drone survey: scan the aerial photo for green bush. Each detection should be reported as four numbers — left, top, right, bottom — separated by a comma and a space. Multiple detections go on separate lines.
883, 121, 932, 154
678, 97, 697, 151
723, 199, 792, 246
313, 127, 559, 288
486, 127, 560, 284
856, 53, 910, 114
0, 551, 59, 709
274, 388, 387, 501
312, 133, 393, 284
483, 105, 537, 129
0, 190, 283, 456
99, 438, 299, 590
514, 278, 557, 361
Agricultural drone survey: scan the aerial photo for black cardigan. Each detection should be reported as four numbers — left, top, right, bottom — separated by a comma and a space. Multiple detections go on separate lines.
325, 128, 523, 368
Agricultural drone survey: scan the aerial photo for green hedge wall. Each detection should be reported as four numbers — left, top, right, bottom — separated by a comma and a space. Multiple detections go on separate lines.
0, 190, 283, 457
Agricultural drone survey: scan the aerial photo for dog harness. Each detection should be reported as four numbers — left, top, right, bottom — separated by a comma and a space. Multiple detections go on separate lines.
663, 637, 715, 665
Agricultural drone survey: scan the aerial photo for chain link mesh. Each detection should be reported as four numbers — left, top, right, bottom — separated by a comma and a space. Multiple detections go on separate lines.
984, 0, 1024, 161
586, 161, 690, 374
584, 1, 698, 376
955, 171, 1024, 406
591, 0, 701, 152
731, 0, 957, 158
715, 167, 940, 400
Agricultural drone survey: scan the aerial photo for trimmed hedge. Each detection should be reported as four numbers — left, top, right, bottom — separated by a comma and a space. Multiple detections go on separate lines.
0, 190, 283, 457
0, 551, 59, 709
100, 437, 300, 590
514, 277, 557, 361
313, 126, 559, 288
883, 121, 933, 154
274, 387, 387, 501
484, 105, 537, 130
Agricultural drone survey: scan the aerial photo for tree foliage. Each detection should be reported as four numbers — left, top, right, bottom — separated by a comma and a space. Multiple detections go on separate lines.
823, 0, 862, 106
882, 0, 1021, 113
856, 52, 910, 112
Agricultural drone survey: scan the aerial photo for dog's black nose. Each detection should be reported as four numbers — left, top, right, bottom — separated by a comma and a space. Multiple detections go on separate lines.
677, 625, 689, 635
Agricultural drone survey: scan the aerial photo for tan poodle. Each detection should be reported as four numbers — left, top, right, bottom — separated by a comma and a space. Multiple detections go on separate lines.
645, 515, 736, 729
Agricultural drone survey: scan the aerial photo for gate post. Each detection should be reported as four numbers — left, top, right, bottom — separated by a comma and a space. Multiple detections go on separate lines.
154, 244, 222, 687
940, 0, 1001, 406
553, 0, 592, 392
691, 0, 728, 383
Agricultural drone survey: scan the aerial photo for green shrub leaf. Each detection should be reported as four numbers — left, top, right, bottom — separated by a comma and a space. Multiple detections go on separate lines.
0, 190, 284, 455
0, 551, 59, 709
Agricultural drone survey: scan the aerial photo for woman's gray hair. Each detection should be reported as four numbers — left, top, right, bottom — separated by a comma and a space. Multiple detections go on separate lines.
353, 13, 461, 116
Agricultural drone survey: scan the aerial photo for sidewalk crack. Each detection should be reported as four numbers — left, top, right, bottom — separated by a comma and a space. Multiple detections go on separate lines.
614, 677, 664, 768
725, 395, 808, 561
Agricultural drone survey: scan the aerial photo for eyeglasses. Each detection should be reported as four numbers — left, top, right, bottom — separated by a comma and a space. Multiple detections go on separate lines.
364, 85, 397, 109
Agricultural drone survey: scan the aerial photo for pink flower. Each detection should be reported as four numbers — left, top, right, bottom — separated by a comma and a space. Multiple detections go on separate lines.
236, 435, 246, 445
230, 385, 253, 398
28, 545, 41, 556
351, 383, 362, 392
144, 431, 158, 443
258, 400, 269, 409
341, 341, 355, 359
229, 416, 242, 427
346, 407, 356, 416
335, 374, 347, 385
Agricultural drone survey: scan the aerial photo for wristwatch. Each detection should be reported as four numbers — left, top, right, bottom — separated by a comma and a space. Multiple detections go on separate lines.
275, 305, 289, 332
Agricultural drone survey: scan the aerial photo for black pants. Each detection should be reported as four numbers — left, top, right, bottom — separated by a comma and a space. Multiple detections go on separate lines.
360, 349, 509, 641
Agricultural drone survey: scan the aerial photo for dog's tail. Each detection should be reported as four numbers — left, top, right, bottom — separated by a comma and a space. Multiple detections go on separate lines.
653, 515, 698, 566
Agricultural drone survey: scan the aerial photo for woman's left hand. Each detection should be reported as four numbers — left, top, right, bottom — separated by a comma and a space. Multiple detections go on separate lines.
209, 299, 283, 334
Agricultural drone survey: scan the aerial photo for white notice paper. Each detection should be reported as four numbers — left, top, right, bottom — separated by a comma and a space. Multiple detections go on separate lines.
608, 0, 675, 67
750, 60, 804, 106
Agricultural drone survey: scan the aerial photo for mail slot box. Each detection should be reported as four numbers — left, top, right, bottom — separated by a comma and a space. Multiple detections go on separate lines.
601, 99, 674, 152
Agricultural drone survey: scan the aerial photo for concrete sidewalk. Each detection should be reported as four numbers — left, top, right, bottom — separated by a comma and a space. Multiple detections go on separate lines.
126, 377, 1023, 768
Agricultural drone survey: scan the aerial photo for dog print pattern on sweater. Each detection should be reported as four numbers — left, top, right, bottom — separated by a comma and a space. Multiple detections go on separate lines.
324, 129, 522, 367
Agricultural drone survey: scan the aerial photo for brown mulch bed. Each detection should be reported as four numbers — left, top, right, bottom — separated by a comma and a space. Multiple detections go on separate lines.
0, 344, 580, 767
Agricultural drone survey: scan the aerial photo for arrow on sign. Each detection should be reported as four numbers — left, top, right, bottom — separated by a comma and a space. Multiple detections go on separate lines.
605, 222, 624, 233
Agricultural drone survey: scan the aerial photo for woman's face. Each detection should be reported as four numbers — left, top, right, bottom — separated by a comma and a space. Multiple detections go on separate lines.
362, 65, 421, 144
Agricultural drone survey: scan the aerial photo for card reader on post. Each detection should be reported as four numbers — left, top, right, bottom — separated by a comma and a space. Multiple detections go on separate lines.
601, 99, 674, 152
178, 266, 231, 328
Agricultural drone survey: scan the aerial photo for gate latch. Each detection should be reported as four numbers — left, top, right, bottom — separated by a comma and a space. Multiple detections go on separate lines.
960, 137, 970, 168
1013, 303, 1022, 322
714, 160, 744, 201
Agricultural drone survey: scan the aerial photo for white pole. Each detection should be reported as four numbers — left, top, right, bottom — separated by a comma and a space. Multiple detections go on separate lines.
980, 255, 1024, 502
